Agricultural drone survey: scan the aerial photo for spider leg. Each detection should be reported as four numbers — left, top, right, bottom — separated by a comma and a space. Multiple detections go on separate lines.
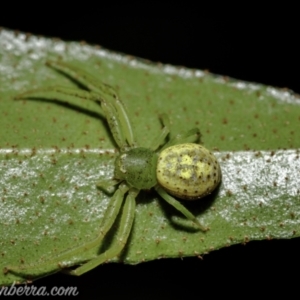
155, 186, 207, 231
69, 188, 138, 276
15, 86, 128, 149
149, 114, 201, 151
149, 114, 170, 151
97, 178, 120, 194
47, 60, 135, 148
161, 128, 201, 150
5, 184, 130, 277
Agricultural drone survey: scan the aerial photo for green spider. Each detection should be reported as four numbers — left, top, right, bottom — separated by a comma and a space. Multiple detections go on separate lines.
6, 60, 221, 277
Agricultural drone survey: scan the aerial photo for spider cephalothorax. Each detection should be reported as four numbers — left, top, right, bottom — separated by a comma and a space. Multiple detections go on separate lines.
114, 147, 158, 190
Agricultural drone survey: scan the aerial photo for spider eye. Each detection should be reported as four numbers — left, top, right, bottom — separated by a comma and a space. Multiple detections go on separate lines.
156, 143, 221, 200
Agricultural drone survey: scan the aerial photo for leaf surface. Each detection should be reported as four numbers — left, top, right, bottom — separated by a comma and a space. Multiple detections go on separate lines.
0, 29, 300, 285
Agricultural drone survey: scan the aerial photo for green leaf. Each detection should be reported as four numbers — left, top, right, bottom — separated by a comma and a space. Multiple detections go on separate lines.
0, 29, 299, 285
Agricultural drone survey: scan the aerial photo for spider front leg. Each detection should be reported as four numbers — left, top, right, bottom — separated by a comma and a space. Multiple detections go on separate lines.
69, 188, 138, 276
5, 184, 131, 277
15, 60, 135, 150
16, 85, 132, 149
46, 60, 136, 149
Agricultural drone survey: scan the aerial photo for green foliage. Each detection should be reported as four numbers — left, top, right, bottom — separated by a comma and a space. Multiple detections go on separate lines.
0, 29, 299, 285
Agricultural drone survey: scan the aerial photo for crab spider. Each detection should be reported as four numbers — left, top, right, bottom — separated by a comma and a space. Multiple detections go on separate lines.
6, 60, 221, 277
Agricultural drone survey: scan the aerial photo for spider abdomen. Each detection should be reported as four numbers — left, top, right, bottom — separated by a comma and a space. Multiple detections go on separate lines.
156, 143, 221, 200
115, 147, 158, 190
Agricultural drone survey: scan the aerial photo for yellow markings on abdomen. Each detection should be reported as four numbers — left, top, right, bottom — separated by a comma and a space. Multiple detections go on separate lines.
156, 143, 221, 200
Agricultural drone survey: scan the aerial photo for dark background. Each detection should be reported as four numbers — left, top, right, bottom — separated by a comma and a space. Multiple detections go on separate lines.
2, 5, 299, 298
